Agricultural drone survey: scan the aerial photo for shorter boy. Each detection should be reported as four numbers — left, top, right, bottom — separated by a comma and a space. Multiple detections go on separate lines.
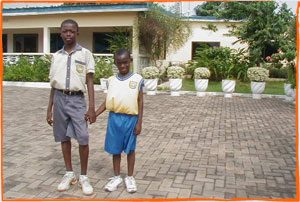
96, 49, 144, 193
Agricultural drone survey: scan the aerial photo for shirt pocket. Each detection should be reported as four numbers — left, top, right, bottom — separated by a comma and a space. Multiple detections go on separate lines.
74, 60, 87, 77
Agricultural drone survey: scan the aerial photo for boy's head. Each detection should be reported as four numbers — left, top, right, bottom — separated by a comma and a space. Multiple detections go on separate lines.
60, 19, 79, 46
114, 49, 132, 76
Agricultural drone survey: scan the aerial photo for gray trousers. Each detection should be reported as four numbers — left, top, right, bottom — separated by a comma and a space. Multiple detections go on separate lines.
53, 89, 89, 145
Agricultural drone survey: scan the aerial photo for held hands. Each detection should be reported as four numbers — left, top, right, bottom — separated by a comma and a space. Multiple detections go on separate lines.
85, 108, 96, 124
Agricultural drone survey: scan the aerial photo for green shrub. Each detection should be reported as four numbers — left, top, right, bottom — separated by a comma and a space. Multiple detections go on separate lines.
94, 57, 114, 84
3, 55, 51, 82
268, 67, 287, 78
194, 47, 235, 81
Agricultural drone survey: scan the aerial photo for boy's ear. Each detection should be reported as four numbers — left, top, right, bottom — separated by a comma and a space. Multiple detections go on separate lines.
130, 57, 133, 62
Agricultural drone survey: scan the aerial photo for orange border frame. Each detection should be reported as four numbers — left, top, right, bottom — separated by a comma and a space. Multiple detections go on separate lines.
0, 0, 299, 201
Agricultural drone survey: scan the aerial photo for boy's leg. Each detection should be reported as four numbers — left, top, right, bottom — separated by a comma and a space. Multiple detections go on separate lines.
79, 144, 89, 175
113, 154, 121, 176
124, 151, 137, 193
61, 140, 73, 171
78, 144, 93, 195
127, 151, 135, 176
104, 154, 123, 192
57, 140, 77, 191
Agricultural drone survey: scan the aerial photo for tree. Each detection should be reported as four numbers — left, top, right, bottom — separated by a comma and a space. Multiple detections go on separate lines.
195, 1, 251, 20
229, 1, 295, 65
136, 4, 191, 66
196, 1, 295, 65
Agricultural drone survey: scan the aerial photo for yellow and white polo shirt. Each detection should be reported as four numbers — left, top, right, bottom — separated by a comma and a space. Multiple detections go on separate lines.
106, 72, 144, 115
49, 44, 95, 93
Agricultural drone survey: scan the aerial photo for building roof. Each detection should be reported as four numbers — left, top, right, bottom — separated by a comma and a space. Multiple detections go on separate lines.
185, 15, 244, 23
3, 3, 151, 16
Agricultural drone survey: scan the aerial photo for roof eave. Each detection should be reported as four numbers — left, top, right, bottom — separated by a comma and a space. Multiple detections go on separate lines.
3, 8, 149, 16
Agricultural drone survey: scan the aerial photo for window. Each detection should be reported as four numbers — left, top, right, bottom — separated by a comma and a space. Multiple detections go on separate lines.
13, 34, 38, 53
191, 42, 220, 60
50, 33, 64, 53
2, 34, 7, 53
93, 32, 130, 54
93, 32, 114, 53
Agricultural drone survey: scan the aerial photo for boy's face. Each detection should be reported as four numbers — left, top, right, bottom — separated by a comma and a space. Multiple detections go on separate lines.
114, 53, 132, 76
60, 23, 78, 46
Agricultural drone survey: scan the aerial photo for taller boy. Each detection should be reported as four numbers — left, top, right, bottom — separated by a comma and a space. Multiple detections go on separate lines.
46, 19, 95, 196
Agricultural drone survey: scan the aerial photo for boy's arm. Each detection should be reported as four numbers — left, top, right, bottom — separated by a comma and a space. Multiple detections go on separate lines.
86, 73, 96, 124
134, 89, 144, 135
46, 88, 55, 126
95, 100, 106, 117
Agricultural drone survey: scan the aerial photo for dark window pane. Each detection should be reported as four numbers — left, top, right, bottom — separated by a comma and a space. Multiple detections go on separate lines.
50, 33, 64, 53
13, 34, 38, 53
93, 32, 112, 53
2, 34, 7, 53
191, 42, 220, 60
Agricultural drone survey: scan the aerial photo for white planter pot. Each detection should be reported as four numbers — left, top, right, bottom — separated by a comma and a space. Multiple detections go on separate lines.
251, 81, 266, 99
144, 78, 158, 95
100, 78, 108, 93
222, 80, 236, 98
169, 78, 182, 96
194, 79, 208, 97
284, 83, 293, 101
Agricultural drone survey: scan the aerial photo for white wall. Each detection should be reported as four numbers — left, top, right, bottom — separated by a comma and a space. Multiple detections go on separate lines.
165, 21, 247, 64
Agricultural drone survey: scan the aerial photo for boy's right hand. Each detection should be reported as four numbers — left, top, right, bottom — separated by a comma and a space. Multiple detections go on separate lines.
46, 110, 53, 126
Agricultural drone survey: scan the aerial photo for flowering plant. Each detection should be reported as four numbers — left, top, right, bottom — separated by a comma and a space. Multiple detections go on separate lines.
194, 67, 211, 79
167, 66, 185, 79
142, 66, 159, 79
247, 67, 269, 82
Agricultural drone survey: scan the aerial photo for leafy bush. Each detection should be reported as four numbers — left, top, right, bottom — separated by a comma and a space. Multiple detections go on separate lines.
194, 47, 235, 81
142, 66, 159, 79
94, 57, 114, 84
268, 67, 287, 78
194, 67, 210, 79
247, 67, 269, 82
167, 66, 185, 79
3, 55, 51, 82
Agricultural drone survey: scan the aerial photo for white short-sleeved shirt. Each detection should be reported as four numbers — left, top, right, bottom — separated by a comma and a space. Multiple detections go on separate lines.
106, 72, 144, 115
49, 44, 95, 93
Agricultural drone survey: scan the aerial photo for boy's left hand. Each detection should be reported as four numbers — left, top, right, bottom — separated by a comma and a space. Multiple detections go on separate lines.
134, 123, 142, 135
85, 108, 96, 124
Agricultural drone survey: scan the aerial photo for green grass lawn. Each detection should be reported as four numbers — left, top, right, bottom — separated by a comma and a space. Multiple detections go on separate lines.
181, 78, 285, 95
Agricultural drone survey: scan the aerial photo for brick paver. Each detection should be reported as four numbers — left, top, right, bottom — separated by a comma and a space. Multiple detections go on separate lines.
2, 86, 297, 200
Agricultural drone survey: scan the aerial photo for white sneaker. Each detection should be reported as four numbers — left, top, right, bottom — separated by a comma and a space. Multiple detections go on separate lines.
78, 175, 94, 196
124, 176, 137, 193
104, 176, 123, 192
57, 171, 77, 191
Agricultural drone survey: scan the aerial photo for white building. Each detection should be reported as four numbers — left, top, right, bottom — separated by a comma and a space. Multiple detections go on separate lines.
2, 2, 246, 72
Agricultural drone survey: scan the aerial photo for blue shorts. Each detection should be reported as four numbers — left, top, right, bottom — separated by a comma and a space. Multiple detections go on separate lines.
105, 111, 138, 155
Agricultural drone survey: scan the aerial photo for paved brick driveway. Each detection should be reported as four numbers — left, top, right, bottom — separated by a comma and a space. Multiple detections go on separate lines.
2, 86, 297, 200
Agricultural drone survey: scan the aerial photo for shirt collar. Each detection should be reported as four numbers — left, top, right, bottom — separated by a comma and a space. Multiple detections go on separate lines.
116, 72, 134, 81
59, 43, 82, 54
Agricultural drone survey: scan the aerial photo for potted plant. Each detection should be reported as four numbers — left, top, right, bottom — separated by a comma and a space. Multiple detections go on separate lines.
94, 57, 114, 93
247, 67, 269, 99
142, 66, 160, 95
167, 66, 185, 96
221, 65, 236, 98
194, 67, 210, 97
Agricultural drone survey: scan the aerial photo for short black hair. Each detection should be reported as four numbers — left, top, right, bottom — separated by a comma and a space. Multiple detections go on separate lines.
61, 19, 79, 32
114, 49, 131, 60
